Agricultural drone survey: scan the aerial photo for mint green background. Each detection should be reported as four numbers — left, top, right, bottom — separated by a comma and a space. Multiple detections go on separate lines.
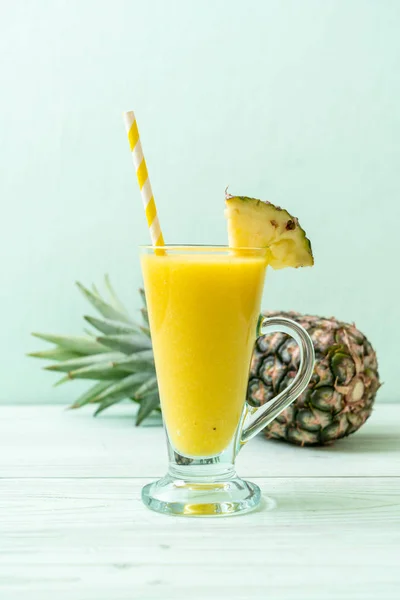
1, 0, 398, 404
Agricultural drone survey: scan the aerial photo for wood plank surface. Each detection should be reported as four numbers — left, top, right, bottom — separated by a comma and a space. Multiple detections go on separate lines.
0, 405, 399, 599
0, 405, 399, 478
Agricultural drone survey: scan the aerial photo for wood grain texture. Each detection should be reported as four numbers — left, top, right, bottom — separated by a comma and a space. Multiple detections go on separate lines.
0, 405, 399, 600
0, 405, 399, 478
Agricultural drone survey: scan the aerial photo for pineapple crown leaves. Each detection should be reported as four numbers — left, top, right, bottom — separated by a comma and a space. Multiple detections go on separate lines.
29, 277, 160, 425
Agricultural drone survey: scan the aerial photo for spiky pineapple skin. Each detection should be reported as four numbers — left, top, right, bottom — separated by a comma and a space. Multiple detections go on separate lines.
248, 312, 380, 446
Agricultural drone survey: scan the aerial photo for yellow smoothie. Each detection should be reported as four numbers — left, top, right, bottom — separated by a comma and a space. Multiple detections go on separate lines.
141, 248, 267, 457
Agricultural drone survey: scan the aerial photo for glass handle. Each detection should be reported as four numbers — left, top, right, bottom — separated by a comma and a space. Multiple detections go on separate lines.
240, 316, 315, 445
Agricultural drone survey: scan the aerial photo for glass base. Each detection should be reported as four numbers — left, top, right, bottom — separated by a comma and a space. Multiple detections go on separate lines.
141, 474, 261, 517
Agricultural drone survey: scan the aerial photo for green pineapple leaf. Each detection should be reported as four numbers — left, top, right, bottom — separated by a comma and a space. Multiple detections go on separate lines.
140, 307, 149, 326
94, 395, 128, 417
92, 372, 149, 403
45, 352, 125, 373
70, 381, 112, 409
84, 315, 142, 336
54, 376, 71, 387
31, 333, 109, 355
28, 347, 82, 361
139, 288, 147, 308
109, 352, 155, 374
76, 282, 132, 324
133, 376, 158, 399
57, 361, 130, 383
96, 334, 152, 355
83, 328, 96, 337
135, 391, 160, 425
91, 283, 101, 297
104, 274, 129, 316
92, 372, 155, 417
138, 288, 150, 326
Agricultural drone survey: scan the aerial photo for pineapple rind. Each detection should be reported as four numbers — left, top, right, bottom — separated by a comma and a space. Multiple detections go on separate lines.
248, 311, 380, 446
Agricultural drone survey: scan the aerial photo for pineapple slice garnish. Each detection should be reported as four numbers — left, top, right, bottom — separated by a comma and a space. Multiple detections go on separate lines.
225, 194, 314, 269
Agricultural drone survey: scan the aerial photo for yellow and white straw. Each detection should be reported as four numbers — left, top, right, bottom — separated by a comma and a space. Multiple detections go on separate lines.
123, 110, 164, 246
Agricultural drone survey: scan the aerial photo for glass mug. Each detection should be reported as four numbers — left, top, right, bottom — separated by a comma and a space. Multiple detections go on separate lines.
140, 246, 314, 516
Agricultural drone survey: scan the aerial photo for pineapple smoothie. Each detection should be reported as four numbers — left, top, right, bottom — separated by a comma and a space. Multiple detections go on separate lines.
141, 249, 267, 457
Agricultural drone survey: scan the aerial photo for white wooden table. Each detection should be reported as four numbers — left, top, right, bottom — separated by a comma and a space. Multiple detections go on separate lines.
0, 404, 399, 600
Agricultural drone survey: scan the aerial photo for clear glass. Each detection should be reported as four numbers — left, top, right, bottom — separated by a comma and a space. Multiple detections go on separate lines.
140, 245, 315, 516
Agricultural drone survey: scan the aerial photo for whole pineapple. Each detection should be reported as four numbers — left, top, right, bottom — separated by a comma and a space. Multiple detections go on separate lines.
248, 311, 380, 446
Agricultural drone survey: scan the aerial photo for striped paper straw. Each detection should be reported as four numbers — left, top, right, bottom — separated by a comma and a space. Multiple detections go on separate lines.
123, 111, 164, 246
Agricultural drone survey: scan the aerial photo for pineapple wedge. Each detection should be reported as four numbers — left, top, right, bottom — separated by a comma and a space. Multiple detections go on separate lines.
225, 195, 314, 269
